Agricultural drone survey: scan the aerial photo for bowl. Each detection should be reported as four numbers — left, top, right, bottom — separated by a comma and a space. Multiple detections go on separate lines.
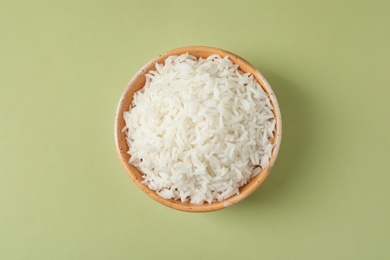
115, 46, 282, 212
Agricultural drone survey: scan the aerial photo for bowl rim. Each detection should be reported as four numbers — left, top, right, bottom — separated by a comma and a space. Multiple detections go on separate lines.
114, 46, 282, 212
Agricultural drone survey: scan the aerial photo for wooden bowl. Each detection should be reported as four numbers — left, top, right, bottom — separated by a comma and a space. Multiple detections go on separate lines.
115, 46, 282, 212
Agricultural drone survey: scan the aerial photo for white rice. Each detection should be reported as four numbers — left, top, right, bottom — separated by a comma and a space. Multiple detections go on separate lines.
123, 53, 275, 204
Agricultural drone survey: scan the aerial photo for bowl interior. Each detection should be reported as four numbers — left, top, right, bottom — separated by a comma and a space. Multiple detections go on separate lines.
115, 46, 282, 212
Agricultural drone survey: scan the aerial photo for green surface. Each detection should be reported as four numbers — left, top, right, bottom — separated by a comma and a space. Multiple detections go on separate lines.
1, 0, 389, 259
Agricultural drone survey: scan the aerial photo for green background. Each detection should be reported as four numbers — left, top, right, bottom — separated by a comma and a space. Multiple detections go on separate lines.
1, 0, 389, 259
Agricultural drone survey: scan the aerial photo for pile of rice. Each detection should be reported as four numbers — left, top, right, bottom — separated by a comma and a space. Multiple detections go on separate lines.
123, 53, 275, 204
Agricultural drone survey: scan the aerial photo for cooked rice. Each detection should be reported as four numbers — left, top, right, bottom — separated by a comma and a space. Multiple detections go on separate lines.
123, 53, 275, 204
